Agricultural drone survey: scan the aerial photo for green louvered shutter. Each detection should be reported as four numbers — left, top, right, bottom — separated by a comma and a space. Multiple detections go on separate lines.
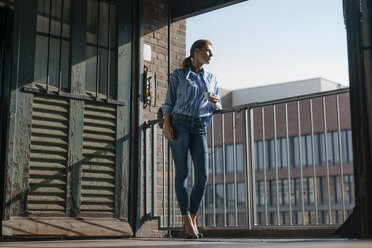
81, 102, 116, 215
28, 96, 69, 214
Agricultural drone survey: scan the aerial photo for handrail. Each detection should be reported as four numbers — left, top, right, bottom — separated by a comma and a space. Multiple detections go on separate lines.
145, 88, 350, 126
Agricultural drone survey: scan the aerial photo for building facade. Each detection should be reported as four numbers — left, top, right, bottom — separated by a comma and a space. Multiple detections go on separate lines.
0, 0, 250, 238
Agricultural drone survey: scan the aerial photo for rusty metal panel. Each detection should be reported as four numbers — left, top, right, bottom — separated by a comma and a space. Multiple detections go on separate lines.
81, 102, 116, 215
116, 1, 132, 219
4, 0, 37, 219
27, 95, 69, 214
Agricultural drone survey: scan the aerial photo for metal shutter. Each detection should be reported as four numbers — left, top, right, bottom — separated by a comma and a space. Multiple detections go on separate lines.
81, 102, 116, 215
28, 96, 69, 214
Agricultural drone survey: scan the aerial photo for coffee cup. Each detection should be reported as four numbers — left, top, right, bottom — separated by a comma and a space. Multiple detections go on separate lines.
204, 92, 212, 100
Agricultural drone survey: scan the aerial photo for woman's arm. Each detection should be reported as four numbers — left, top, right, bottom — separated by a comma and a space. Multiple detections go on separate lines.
162, 71, 178, 141
163, 113, 173, 141
162, 71, 178, 115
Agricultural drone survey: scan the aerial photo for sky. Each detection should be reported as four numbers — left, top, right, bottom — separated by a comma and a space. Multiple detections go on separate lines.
186, 0, 349, 90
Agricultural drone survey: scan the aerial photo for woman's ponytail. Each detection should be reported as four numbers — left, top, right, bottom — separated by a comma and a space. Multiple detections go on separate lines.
182, 56, 193, 68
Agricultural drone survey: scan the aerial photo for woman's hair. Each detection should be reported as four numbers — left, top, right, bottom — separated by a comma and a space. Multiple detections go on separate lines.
181, 39, 213, 68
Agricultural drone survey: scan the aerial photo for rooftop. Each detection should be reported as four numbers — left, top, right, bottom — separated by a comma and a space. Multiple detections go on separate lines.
228, 78, 346, 107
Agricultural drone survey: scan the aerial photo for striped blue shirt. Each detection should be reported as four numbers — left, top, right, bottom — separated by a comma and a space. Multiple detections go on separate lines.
162, 66, 222, 119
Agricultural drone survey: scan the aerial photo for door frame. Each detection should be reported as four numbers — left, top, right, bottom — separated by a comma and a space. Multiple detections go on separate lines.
0, 6, 13, 237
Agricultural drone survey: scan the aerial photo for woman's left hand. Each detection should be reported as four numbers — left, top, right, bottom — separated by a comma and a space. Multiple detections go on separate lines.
208, 94, 219, 110
208, 94, 219, 103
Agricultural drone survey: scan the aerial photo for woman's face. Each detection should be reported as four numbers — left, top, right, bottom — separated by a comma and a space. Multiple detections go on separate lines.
195, 44, 213, 65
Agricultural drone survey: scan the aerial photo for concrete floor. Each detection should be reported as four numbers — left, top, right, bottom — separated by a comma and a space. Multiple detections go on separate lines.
0, 238, 371, 248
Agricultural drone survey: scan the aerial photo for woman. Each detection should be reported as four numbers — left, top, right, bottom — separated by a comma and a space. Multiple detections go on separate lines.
162, 39, 222, 239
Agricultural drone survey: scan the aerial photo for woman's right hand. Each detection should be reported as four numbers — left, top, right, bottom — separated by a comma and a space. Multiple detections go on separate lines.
163, 114, 174, 141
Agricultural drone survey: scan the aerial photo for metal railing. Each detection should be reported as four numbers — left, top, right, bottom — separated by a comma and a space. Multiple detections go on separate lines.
143, 88, 354, 230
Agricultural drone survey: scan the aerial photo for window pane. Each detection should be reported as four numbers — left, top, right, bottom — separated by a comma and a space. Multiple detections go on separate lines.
226, 183, 234, 208
319, 133, 326, 165
256, 141, 263, 171
333, 132, 340, 164
205, 185, 213, 208
276, 139, 281, 169
301, 136, 307, 166
319, 176, 325, 204
347, 130, 353, 162
216, 184, 223, 208
226, 144, 233, 173
86, 0, 117, 98
236, 143, 244, 172
341, 131, 348, 163
333, 176, 341, 204
327, 132, 334, 164
215, 146, 222, 174
278, 180, 283, 205
282, 179, 288, 206
269, 180, 276, 206
293, 136, 299, 168
256, 181, 264, 207
304, 177, 314, 205
237, 182, 245, 208
306, 135, 312, 166
314, 134, 320, 165
281, 138, 287, 168
35, 0, 71, 90
268, 140, 275, 170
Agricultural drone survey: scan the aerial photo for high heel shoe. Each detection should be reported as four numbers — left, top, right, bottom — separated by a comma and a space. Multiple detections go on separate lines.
186, 233, 198, 239
183, 225, 198, 239
197, 233, 203, 238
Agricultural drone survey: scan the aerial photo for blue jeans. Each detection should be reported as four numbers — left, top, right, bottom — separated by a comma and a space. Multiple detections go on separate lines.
170, 114, 209, 216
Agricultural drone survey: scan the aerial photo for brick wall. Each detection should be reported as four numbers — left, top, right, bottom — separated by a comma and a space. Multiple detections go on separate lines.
137, 0, 186, 237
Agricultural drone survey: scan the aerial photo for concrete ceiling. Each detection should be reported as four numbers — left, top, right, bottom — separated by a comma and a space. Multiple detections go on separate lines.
171, 0, 248, 21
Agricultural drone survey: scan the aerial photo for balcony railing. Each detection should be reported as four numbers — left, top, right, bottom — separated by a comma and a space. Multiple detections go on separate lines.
143, 87, 354, 232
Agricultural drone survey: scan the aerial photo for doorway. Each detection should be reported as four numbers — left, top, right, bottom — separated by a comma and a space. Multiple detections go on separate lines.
0, 6, 13, 236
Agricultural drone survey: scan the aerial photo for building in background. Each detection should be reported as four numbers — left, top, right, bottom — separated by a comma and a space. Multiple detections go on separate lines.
203, 78, 354, 226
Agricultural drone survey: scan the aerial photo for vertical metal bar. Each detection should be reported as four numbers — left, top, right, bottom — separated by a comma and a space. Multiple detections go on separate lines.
233, 112, 238, 226
285, 103, 293, 225
191, 156, 194, 187
152, 124, 157, 217
167, 142, 171, 228
273, 105, 280, 225
297, 101, 305, 225
244, 108, 253, 229
221, 113, 227, 226
250, 109, 257, 227
173, 166, 176, 227
46, 0, 53, 91
106, 3, 111, 99
310, 99, 319, 225
202, 194, 206, 227
145, 126, 150, 215
322, 97, 332, 224
163, 135, 166, 227
261, 107, 268, 225
95, 0, 101, 98
211, 117, 216, 226
58, 0, 64, 92
336, 95, 346, 221
167, 4, 172, 236
191, 159, 195, 225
